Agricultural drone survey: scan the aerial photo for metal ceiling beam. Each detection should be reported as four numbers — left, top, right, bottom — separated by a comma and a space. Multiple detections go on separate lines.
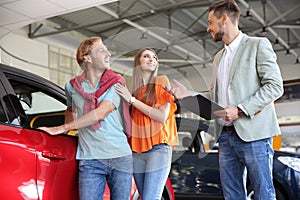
268, 1, 300, 42
28, 0, 207, 39
167, 0, 220, 53
141, 0, 188, 33
239, 0, 299, 59
273, 25, 300, 29
92, 2, 191, 36
96, 5, 207, 63
267, 3, 300, 27
28, 17, 126, 39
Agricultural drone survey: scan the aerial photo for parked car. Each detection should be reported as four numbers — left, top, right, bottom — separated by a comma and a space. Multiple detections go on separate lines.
171, 117, 300, 200
0, 64, 174, 200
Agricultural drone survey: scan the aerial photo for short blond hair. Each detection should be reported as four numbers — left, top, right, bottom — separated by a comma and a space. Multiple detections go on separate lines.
76, 37, 102, 69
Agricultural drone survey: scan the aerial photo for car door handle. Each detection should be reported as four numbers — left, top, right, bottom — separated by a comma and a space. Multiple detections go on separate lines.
42, 150, 66, 160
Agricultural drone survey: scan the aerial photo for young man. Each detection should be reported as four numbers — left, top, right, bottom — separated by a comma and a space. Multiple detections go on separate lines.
168, 1, 283, 199
39, 37, 132, 200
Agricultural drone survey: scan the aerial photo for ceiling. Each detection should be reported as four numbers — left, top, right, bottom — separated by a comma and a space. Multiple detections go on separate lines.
1, 0, 300, 88
27, 0, 300, 57
0, 0, 118, 38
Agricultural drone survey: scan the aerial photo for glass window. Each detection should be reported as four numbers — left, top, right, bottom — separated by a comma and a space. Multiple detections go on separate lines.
174, 131, 193, 152
49, 46, 80, 88
22, 91, 66, 115
277, 81, 300, 103
0, 94, 26, 126
9, 80, 66, 129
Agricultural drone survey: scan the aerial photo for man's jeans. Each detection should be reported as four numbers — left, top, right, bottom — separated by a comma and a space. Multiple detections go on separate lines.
219, 130, 276, 200
133, 144, 172, 200
78, 155, 133, 200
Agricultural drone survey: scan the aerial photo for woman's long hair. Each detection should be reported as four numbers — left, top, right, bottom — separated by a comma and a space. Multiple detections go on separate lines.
131, 48, 158, 106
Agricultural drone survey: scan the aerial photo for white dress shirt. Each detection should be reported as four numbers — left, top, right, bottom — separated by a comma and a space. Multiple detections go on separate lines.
217, 31, 243, 125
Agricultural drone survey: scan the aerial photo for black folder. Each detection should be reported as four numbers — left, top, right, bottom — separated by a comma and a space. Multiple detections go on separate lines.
177, 94, 224, 120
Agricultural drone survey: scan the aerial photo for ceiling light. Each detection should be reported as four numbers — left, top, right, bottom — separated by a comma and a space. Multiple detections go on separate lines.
244, 11, 252, 20
273, 38, 280, 47
261, 27, 268, 36
140, 33, 147, 40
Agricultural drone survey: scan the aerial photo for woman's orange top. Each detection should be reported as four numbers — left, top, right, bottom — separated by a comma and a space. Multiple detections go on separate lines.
130, 75, 178, 153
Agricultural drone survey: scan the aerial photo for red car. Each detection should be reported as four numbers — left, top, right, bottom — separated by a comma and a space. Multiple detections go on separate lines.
0, 63, 174, 200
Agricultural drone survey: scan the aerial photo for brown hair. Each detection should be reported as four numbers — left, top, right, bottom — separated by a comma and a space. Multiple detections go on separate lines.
209, 0, 240, 23
131, 48, 158, 106
76, 37, 102, 69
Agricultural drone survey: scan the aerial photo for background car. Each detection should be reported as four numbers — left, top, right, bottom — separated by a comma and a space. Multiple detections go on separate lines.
0, 63, 174, 200
170, 117, 300, 200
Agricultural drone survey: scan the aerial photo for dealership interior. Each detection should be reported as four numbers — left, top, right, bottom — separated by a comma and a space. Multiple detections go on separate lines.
0, 0, 300, 200
1, 0, 300, 150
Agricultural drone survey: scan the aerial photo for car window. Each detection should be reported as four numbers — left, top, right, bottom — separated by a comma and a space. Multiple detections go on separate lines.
7, 79, 66, 114
174, 132, 194, 152
173, 127, 206, 154
174, 131, 205, 154
20, 91, 67, 129
0, 77, 27, 126
21, 91, 66, 115
0, 94, 28, 126
3, 94, 26, 126
7, 79, 67, 128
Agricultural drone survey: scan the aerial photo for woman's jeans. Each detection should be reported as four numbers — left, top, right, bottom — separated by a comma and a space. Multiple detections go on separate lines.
78, 155, 133, 200
133, 144, 172, 200
219, 130, 276, 200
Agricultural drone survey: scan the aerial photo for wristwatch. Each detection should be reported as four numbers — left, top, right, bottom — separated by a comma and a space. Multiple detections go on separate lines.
237, 107, 246, 117
129, 96, 136, 105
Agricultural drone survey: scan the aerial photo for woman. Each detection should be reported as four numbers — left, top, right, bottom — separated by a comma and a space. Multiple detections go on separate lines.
115, 48, 178, 200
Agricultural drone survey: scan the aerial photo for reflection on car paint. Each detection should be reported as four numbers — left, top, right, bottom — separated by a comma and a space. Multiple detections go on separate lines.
18, 179, 44, 200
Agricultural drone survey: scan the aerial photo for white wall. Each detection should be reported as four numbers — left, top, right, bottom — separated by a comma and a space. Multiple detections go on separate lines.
276, 51, 300, 81
0, 33, 49, 78
275, 101, 300, 118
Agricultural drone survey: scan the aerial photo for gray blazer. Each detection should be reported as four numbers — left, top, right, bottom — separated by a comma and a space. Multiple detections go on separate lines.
211, 33, 283, 142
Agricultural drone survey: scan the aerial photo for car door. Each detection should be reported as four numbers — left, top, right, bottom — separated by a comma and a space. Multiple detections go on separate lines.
0, 72, 39, 200
1, 70, 79, 200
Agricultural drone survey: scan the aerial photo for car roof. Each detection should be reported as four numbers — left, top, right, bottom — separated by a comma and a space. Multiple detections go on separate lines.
0, 63, 66, 101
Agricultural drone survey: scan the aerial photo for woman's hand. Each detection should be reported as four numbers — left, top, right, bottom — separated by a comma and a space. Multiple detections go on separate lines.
115, 83, 132, 103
